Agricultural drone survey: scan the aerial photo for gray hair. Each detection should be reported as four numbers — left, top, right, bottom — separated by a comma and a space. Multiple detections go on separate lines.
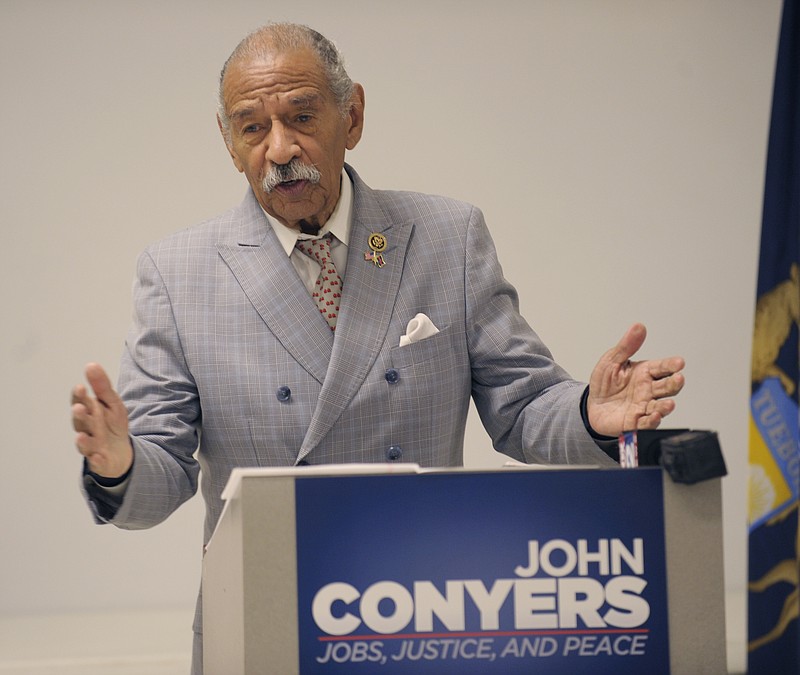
217, 23, 355, 140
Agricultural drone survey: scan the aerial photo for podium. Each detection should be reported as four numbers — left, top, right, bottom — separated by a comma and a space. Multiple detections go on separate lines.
203, 465, 726, 674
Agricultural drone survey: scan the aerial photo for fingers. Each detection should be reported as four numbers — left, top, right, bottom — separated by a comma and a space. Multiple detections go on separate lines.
634, 412, 662, 430
605, 324, 686, 382
590, 325, 686, 435
623, 397, 677, 431
71, 363, 133, 478
71, 382, 99, 436
84, 363, 121, 412
628, 363, 684, 430
650, 370, 685, 398
647, 397, 676, 419
72, 382, 106, 458
607, 323, 647, 366
647, 355, 686, 380
636, 397, 677, 430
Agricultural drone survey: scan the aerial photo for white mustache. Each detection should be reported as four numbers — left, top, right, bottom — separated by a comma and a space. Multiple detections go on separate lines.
261, 161, 322, 193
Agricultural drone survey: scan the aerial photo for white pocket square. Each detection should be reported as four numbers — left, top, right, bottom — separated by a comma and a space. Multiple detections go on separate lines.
399, 313, 440, 347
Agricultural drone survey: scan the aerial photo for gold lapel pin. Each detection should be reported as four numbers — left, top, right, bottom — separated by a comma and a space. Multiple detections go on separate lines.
364, 232, 387, 267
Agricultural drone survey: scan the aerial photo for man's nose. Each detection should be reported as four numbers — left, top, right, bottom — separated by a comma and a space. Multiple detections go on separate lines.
266, 122, 301, 165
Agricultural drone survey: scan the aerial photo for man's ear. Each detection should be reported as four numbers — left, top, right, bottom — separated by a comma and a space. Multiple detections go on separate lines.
345, 84, 365, 151
217, 114, 245, 173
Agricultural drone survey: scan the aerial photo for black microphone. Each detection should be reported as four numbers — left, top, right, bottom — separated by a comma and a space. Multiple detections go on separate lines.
633, 429, 727, 484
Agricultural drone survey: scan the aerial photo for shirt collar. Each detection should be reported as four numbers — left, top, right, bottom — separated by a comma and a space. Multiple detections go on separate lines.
261, 169, 353, 256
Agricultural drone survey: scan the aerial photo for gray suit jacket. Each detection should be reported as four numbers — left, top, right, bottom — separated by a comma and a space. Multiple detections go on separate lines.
85, 164, 615, 633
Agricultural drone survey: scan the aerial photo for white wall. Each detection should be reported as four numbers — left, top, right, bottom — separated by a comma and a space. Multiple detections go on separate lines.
0, 0, 782, 657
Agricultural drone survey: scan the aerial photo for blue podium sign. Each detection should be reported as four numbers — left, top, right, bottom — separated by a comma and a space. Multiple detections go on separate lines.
294, 468, 669, 674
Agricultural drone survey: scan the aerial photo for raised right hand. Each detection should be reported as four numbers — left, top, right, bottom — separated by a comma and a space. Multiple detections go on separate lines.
72, 363, 133, 478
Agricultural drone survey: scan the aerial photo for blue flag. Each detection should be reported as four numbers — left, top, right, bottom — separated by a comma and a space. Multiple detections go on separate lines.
747, 0, 800, 672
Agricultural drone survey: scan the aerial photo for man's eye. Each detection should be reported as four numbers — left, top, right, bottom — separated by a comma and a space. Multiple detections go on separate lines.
243, 124, 259, 134
296, 114, 312, 124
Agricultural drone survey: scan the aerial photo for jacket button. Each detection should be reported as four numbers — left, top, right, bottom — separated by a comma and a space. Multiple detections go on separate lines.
384, 368, 400, 384
276, 386, 291, 402
386, 445, 403, 461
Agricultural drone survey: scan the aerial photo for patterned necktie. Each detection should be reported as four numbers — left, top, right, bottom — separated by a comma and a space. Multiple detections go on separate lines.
295, 234, 342, 331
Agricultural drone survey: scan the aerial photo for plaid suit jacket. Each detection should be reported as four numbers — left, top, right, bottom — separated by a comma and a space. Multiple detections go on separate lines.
92, 163, 616, 542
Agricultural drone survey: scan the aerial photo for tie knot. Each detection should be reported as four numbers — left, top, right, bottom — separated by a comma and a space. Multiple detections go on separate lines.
296, 234, 333, 265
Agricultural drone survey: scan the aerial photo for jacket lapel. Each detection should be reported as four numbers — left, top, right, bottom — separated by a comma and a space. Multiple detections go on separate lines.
217, 192, 333, 385
298, 167, 414, 459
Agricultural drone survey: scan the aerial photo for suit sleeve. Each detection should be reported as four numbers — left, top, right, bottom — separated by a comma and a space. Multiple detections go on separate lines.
84, 250, 202, 529
464, 207, 618, 466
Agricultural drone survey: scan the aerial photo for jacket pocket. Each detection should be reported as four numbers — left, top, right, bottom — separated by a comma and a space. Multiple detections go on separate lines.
390, 323, 457, 368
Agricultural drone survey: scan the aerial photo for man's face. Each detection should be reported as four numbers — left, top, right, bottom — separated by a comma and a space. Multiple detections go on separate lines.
220, 48, 364, 231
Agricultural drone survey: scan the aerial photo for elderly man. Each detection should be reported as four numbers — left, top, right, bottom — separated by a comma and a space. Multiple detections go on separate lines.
71, 22, 684, 673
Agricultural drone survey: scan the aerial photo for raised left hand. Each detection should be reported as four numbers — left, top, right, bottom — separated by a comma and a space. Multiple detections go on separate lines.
587, 323, 685, 436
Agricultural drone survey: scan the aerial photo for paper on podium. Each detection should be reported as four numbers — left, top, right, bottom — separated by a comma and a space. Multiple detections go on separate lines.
209, 461, 607, 551
221, 460, 606, 501
220, 463, 422, 502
